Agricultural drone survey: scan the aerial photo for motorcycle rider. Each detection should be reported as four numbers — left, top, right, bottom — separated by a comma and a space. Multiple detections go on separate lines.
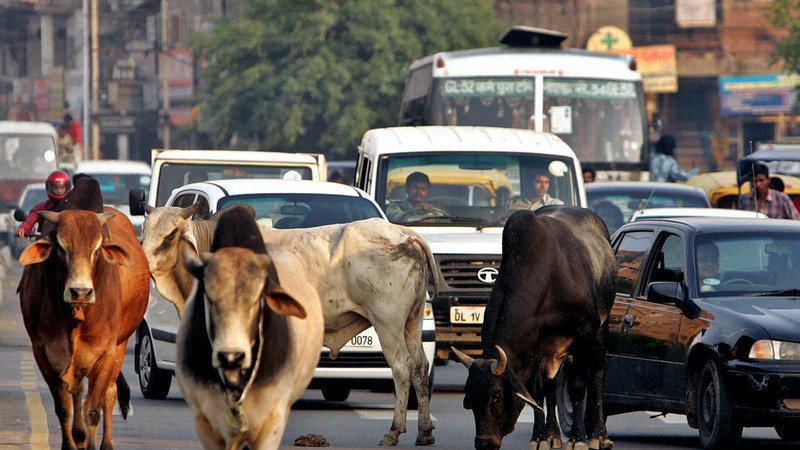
15, 170, 71, 237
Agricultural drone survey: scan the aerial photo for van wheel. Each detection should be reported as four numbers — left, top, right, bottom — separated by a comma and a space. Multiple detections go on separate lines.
137, 331, 172, 399
697, 360, 742, 449
776, 422, 800, 441
321, 383, 350, 402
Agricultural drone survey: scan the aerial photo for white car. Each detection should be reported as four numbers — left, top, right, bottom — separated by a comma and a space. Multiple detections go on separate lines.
72, 159, 152, 237
630, 207, 768, 222
135, 179, 436, 404
2, 183, 46, 257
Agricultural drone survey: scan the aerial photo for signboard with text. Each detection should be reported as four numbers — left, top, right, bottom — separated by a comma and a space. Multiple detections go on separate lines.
719, 74, 800, 117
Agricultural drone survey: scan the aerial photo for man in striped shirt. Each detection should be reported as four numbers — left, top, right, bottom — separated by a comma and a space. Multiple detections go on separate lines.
737, 163, 800, 219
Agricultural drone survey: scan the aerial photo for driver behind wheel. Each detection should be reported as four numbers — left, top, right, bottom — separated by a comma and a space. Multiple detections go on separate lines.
697, 240, 720, 292
385, 171, 447, 222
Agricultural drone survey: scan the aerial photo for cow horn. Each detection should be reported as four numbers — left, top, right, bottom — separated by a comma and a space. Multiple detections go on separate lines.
97, 212, 116, 225
491, 345, 507, 376
143, 203, 155, 214
38, 211, 60, 224
451, 346, 474, 369
180, 202, 200, 219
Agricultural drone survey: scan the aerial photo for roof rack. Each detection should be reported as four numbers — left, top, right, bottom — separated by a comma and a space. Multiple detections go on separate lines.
499, 26, 568, 48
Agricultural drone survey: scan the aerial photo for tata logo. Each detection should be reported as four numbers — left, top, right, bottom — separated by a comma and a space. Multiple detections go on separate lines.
477, 267, 499, 284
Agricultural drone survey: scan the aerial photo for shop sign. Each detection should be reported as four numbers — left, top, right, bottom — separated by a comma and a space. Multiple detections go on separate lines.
719, 74, 800, 117
98, 115, 137, 134
613, 45, 677, 93
676, 0, 716, 28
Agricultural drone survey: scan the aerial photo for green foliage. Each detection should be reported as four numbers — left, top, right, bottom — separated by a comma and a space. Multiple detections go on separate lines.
191, 0, 505, 156
766, 0, 800, 73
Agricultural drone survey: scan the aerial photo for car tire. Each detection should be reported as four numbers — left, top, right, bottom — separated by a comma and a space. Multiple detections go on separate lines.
775, 422, 800, 441
321, 383, 350, 402
137, 330, 172, 400
408, 366, 435, 410
697, 360, 742, 449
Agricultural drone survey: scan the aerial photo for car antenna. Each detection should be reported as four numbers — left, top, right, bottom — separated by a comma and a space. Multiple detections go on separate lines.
740, 140, 757, 216
641, 184, 657, 212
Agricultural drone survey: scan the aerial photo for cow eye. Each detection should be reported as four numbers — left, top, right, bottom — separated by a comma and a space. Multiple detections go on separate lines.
164, 229, 178, 242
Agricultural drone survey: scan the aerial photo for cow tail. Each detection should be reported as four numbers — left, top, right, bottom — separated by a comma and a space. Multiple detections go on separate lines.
415, 235, 439, 303
116, 373, 131, 420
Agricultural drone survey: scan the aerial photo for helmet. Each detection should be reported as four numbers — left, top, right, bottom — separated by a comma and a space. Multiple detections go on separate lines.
46, 170, 70, 201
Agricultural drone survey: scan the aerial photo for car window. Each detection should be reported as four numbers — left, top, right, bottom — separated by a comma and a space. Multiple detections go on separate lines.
172, 193, 196, 208
217, 193, 382, 229
614, 230, 654, 297
588, 191, 708, 223
194, 195, 210, 220
642, 233, 684, 300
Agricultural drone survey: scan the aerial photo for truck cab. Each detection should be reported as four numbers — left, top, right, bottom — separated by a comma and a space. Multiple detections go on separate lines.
355, 126, 586, 359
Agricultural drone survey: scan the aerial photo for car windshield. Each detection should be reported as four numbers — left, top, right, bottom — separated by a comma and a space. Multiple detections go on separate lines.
90, 173, 151, 205
696, 232, 800, 297
376, 153, 579, 226
588, 189, 709, 234
156, 163, 313, 206
217, 193, 382, 228
0, 134, 58, 180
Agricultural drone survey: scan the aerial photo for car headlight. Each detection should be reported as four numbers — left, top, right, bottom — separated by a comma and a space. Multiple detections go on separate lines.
749, 340, 800, 360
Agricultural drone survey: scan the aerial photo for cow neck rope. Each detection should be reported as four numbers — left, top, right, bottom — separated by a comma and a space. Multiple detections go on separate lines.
205, 294, 266, 449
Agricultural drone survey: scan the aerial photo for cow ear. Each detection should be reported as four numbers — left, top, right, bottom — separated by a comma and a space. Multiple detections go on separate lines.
19, 239, 53, 265
101, 241, 133, 267
182, 247, 206, 279
508, 372, 543, 412
38, 211, 60, 224
265, 286, 307, 319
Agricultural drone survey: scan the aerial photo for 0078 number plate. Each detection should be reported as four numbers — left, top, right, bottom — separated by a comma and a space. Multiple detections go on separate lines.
450, 306, 485, 324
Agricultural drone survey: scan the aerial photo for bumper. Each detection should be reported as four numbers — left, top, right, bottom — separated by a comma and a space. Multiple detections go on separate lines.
728, 362, 800, 425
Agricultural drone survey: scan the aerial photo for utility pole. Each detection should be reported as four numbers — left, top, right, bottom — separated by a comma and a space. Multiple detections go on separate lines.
90, 0, 99, 159
160, 0, 171, 149
82, 0, 90, 157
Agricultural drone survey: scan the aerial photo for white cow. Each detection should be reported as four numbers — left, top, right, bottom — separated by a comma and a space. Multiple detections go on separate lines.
142, 203, 436, 446
177, 206, 323, 449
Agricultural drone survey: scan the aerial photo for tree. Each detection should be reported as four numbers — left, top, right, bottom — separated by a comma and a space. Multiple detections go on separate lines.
767, 0, 800, 73
191, 0, 505, 156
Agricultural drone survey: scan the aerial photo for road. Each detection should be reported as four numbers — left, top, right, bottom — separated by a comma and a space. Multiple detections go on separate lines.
0, 254, 791, 449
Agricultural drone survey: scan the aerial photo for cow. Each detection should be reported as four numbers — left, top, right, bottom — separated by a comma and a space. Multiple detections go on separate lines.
176, 205, 324, 449
140, 203, 436, 446
17, 178, 150, 449
453, 206, 616, 450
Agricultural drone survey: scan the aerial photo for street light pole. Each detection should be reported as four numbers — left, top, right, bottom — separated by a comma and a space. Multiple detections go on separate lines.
90, 0, 99, 159
160, 0, 170, 149
81, 0, 90, 157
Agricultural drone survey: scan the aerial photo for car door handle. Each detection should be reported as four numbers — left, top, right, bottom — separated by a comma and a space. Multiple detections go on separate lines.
622, 314, 635, 329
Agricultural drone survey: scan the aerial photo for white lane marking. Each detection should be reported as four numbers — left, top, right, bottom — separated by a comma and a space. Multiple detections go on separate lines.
20, 351, 49, 449
354, 410, 437, 421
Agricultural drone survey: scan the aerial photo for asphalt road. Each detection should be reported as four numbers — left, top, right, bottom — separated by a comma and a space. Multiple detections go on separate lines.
0, 252, 792, 449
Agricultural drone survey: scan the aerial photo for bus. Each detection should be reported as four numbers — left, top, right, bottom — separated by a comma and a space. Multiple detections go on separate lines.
0, 121, 60, 208
399, 26, 648, 180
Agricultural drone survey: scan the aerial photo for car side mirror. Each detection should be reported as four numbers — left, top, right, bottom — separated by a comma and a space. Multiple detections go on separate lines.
129, 189, 146, 216
13, 208, 27, 222
647, 281, 699, 318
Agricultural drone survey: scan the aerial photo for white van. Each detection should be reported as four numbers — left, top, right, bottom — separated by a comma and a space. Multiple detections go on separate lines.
144, 149, 327, 207
355, 126, 586, 360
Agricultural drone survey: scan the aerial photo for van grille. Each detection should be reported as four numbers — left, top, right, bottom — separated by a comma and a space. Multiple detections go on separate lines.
437, 256, 501, 291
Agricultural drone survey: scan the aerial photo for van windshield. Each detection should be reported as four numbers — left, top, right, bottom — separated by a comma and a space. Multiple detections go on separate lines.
0, 134, 58, 180
156, 163, 313, 206
377, 153, 579, 225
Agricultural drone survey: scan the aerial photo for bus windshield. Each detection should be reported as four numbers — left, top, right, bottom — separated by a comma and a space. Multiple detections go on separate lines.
377, 152, 579, 226
428, 77, 646, 166
0, 134, 58, 180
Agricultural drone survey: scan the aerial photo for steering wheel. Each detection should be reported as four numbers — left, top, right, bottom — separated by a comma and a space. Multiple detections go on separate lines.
396, 206, 448, 222
721, 278, 755, 285
428, 196, 467, 207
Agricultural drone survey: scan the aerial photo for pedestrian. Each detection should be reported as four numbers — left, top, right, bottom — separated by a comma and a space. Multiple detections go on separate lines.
649, 134, 699, 182
15, 170, 71, 237
63, 113, 82, 150
737, 163, 800, 219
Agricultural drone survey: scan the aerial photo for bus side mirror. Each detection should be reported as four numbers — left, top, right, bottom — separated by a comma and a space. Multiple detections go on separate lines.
129, 189, 146, 216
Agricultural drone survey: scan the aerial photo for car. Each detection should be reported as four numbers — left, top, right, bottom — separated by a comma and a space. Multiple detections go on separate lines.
134, 179, 436, 404
2, 183, 46, 257
585, 181, 711, 234
71, 159, 152, 238
630, 207, 768, 221
558, 217, 800, 449
685, 170, 800, 208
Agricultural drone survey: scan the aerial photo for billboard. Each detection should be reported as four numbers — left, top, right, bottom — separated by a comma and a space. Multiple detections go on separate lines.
719, 74, 800, 117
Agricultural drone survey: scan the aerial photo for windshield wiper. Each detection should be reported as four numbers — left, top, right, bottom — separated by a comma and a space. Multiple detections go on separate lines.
756, 289, 800, 297
399, 215, 484, 226
477, 213, 513, 231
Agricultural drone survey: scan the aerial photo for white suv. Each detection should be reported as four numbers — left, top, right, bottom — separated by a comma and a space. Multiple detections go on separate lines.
135, 179, 436, 403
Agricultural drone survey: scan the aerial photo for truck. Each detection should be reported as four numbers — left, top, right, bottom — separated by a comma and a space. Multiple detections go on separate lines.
354, 125, 586, 359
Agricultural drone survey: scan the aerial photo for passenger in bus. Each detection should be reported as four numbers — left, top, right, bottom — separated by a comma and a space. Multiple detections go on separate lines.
506, 169, 564, 211
385, 171, 448, 221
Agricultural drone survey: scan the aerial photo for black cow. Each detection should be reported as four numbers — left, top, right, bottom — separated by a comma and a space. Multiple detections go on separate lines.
454, 206, 616, 450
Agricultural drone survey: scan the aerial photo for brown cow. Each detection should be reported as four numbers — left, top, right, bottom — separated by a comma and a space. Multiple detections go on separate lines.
18, 207, 149, 449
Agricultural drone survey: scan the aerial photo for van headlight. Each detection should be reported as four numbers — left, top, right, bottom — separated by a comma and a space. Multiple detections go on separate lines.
749, 340, 800, 360
424, 302, 433, 319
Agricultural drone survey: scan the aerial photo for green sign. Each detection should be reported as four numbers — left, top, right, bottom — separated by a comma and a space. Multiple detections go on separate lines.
544, 79, 636, 100
441, 78, 534, 98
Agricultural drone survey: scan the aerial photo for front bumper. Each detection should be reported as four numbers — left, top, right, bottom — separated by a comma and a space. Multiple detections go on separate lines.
727, 361, 800, 425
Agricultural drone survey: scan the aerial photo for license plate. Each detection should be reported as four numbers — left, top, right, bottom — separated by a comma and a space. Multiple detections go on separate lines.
450, 306, 485, 324
342, 328, 379, 349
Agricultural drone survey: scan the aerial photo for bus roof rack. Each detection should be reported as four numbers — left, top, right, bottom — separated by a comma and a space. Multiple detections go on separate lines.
500, 26, 568, 48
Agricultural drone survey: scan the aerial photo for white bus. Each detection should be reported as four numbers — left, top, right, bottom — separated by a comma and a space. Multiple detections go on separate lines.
399, 26, 648, 179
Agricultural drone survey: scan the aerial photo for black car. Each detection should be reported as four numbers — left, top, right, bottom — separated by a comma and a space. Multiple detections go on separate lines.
558, 217, 800, 449
585, 181, 711, 234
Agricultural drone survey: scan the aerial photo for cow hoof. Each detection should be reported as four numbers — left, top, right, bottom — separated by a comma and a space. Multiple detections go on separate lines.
379, 434, 399, 446
528, 440, 551, 450
574, 442, 589, 450
551, 437, 563, 448
564, 442, 574, 450
589, 438, 600, 450
415, 433, 435, 446
600, 438, 614, 449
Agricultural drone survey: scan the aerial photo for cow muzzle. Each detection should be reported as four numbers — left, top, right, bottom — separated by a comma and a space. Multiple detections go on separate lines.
215, 348, 251, 390
66, 286, 94, 304
474, 435, 502, 450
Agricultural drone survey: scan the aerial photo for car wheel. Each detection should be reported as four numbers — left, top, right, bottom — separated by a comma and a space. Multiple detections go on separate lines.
697, 360, 742, 449
321, 383, 350, 402
775, 422, 800, 441
408, 366, 435, 410
556, 362, 584, 436
137, 331, 172, 399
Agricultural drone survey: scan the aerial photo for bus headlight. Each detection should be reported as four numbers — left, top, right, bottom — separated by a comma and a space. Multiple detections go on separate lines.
749, 340, 800, 360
